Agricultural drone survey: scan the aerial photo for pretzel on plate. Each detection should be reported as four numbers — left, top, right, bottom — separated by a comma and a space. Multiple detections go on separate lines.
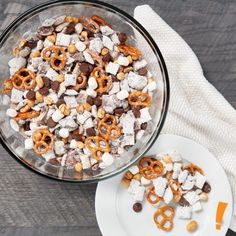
146, 186, 163, 205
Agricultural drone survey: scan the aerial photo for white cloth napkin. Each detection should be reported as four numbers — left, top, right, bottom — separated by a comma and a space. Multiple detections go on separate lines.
134, 5, 236, 215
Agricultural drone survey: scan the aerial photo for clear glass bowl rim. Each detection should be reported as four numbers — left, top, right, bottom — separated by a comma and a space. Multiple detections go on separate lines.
0, 0, 170, 183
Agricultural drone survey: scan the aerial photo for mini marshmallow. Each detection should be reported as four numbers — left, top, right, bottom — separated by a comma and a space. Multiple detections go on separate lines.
89, 38, 103, 53
75, 23, 83, 34
86, 88, 97, 98
45, 68, 59, 81
106, 62, 119, 75
59, 117, 78, 129
11, 88, 24, 103
133, 59, 147, 71
2, 95, 11, 105
102, 35, 114, 50
184, 191, 200, 206
8, 57, 26, 69
178, 170, 189, 183
153, 177, 168, 197
100, 25, 114, 35
165, 163, 173, 172
42, 150, 56, 161
83, 51, 94, 64
59, 128, 69, 138
83, 118, 94, 129
123, 134, 135, 146
75, 41, 86, 52
127, 72, 147, 90
54, 141, 66, 155
176, 206, 192, 219
70, 139, 78, 149
64, 89, 78, 96
52, 109, 65, 122
139, 108, 152, 123
117, 56, 129, 66
80, 154, 91, 169
6, 108, 17, 118
147, 81, 157, 92
77, 110, 91, 124
24, 138, 34, 149
116, 90, 129, 100
64, 74, 76, 86
101, 152, 114, 166
141, 177, 151, 186
192, 201, 202, 212
195, 171, 207, 189
10, 119, 19, 132
109, 82, 120, 95
56, 33, 71, 47
128, 165, 139, 175
88, 77, 98, 90
163, 187, 173, 204
182, 177, 195, 191
132, 186, 146, 202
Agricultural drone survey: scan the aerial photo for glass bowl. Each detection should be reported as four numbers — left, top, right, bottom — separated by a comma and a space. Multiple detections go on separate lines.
0, 0, 169, 182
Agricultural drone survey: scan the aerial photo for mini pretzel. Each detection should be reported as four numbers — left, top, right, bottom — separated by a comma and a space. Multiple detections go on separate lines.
32, 128, 54, 155
146, 186, 163, 204
2, 79, 13, 94
153, 205, 175, 232
85, 136, 110, 160
91, 67, 104, 78
42, 46, 66, 71
128, 91, 151, 107
96, 74, 112, 93
118, 45, 141, 59
98, 114, 121, 140
183, 163, 204, 175
91, 15, 112, 28
139, 157, 164, 179
14, 110, 40, 121
79, 16, 100, 33
12, 68, 36, 90
71, 75, 87, 90
169, 179, 180, 195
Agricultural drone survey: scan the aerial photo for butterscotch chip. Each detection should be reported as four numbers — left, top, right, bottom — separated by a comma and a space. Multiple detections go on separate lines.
74, 162, 83, 172
186, 220, 198, 232
68, 44, 76, 54
117, 72, 125, 80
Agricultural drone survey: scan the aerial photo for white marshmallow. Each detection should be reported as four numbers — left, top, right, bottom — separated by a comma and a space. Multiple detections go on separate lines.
24, 138, 34, 149
176, 206, 192, 219
101, 152, 114, 166
106, 62, 119, 75
184, 191, 200, 206
56, 33, 71, 46
182, 177, 195, 190
59, 117, 78, 129
42, 150, 56, 161
133, 59, 147, 71
59, 128, 69, 138
86, 88, 97, 98
141, 177, 151, 186
117, 56, 129, 66
70, 139, 78, 149
163, 187, 173, 204
83, 51, 94, 64
6, 108, 17, 118
88, 77, 98, 90
52, 109, 65, 122
111, 33, 120, 44
83, 118, 94, 129
128, 165, 139, 175
75, 41, 86, 52
195, 171, 207, 189
45, 68, 59, 81
116, 90, 129, 100
80, 154, 91, 169
139, 108, 152, 123
64, 89, 78, 96
58, 82, 66, 98
54, 141, 66, 155
136, 130, 145, 140
10, 119, 19, 132
100, 25, 114, 35
127, 71, 147, 90
102, 35, 114, 50
165, 163, 173, 172
64, 74, 76, 86
173, 162, 182, 171
89, 38, 103, 53
77, 111, 91, 124
75, 23, 83, 34
192, 201, 202, 212
147, 81, 157, 91
178, 170, 189, 183
123, 134, 135, 146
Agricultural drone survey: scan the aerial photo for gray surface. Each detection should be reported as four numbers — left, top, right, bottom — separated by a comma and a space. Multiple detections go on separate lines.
0, 0, 235, 235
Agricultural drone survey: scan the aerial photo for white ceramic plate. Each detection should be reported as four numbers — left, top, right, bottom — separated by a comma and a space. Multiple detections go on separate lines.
230, 215, 236, 232
96, 134, 233, 236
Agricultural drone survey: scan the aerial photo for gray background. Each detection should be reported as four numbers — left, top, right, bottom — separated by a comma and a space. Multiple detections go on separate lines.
0, 0, 235, 235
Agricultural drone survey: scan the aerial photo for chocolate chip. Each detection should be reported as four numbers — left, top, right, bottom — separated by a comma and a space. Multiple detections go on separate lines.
94, 97, 102, 107
137, 67, 148, 76
86, 96, 94, 106
133, 202, 142, 212
103, 53, 112, 62
51, 81, 60, 92
111, 75, 119, 82
38, 87, 49, 96
48, 158, 59, 166
179, 196, 190, 207
47, 117, 57, 128
37, 26, 54, 36
25, 39, 38, 49
26, 90, 36, 100
56, 98, 65, 108
71, 129, 84, 141
64, 23, 75, 34
141, 122, 148, 130
86, 128, 96, 136
118, 32, 127, 44
42, 76, 50, 88
80, 62, 90, 74
23, 121, 30, 131
114, 107, 124, 115
202, 182, 211, 193
132, 107, 141, 118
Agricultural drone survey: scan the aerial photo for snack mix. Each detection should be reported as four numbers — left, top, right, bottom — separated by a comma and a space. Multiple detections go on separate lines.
122, 150, 211, 232
3, 15, 158, 171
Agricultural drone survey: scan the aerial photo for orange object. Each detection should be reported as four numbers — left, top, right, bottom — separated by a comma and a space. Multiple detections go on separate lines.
216, 202, 228, 230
